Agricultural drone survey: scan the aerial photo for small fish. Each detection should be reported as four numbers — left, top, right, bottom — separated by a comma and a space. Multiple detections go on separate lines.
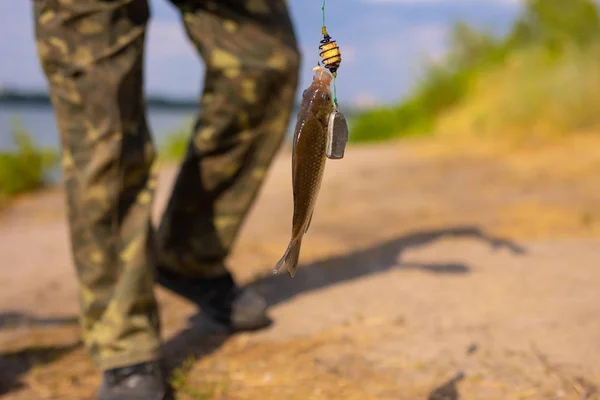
273, 65, 335, 278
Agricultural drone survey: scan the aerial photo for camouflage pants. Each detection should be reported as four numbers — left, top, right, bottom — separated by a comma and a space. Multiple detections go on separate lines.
33, 0, 300, 371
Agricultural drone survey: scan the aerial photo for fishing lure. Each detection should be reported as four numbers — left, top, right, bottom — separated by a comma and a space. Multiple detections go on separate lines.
319, 27, 341, 77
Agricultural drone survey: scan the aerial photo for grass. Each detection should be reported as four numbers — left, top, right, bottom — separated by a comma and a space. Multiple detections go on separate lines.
169, 356, 217, 400
349, 0, 600, 144
435, 44, 600, 144
348, 22, 503, 144
348, 60, 475, 143
0, 120, 58, 203
348, 108, 407, 143
158, 120, 194, 161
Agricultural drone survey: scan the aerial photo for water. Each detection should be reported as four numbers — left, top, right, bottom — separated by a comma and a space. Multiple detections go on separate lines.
0, 103, 297, 151
0, 103, 197, 152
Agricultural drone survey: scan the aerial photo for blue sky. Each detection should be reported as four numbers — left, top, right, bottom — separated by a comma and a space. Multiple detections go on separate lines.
0, 0, 523, 106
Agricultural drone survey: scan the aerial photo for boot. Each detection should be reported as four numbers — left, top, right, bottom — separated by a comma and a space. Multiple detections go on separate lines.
156, 267, 272, 332
98, 360, 174, 400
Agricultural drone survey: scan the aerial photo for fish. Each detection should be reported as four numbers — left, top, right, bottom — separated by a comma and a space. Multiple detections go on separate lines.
273, 65, 335, 278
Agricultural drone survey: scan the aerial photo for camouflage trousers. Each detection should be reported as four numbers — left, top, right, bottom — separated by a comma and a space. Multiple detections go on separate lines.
33, 0, 300, 371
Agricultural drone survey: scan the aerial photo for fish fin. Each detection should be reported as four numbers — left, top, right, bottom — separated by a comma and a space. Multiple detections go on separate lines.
273, 238, 303, 278
305, 211, 314, 233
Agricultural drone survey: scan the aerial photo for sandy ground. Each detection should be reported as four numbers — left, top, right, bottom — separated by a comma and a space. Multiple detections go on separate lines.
0, 140, 599, 400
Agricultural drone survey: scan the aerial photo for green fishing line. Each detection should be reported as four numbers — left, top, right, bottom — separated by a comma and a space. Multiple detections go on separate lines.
333, 75, 338, 107
319, 0, 326, 62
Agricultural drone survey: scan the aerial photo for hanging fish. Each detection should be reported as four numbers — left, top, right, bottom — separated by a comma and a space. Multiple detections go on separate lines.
273, 65, 335, 277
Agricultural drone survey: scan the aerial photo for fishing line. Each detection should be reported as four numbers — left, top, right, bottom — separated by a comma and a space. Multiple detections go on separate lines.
317, 0, 327, 66
319, 0, 339, 108
333, 76, 338, 107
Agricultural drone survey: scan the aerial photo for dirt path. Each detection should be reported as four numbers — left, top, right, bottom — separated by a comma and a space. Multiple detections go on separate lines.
1, 141, 599, 400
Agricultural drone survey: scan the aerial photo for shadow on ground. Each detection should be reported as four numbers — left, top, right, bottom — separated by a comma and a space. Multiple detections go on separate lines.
427, 372, 466, 400
0, 312, 81, 395
0, 342, 82, 395
0, 312, 78, 330
248, 225, 526, 307
162, 226, 525, 377
0, 226, 526, 397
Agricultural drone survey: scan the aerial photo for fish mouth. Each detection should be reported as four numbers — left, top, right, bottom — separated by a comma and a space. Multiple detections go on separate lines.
312, 65, 333, 85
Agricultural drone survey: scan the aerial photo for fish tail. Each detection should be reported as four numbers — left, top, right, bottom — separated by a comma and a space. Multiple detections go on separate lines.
273, 238, 303, 278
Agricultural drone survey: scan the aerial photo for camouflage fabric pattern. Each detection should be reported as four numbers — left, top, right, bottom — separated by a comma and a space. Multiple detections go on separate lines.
157, 0, 301, 278
33, 0, 300, 371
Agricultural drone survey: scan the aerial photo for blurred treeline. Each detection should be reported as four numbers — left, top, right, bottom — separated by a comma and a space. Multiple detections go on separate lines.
350, 0, 600, 143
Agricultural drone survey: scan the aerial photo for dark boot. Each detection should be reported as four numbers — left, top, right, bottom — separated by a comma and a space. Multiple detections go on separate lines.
156, 267, 272, 332
98, 360, 174, 400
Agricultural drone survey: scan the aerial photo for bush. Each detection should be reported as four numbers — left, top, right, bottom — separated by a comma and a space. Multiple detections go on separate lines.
435, 44, 600, 141
0, 120, 58, 197
159, 121, 193, 161
349, 23, 497, 143
350, 0, 600, 143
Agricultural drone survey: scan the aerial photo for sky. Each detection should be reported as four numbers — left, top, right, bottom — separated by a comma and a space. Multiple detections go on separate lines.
0, 0, 524, 106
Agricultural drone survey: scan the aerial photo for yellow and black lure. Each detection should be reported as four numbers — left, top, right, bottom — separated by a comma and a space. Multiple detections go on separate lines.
318, 0, 348, 160
319, 27, 341, 78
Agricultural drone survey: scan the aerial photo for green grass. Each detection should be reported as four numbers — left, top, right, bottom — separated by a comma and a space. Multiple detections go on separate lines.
158, 120, 193, 161
349, 0, 600, 143
349, 64, 475, 143
0, 120, 58, 199
169, 355, 223, 399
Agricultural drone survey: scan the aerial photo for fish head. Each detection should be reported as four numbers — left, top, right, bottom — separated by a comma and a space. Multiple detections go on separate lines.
299, 66, 335, 129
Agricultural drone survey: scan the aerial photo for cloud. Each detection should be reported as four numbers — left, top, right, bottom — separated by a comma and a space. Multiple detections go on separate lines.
353, 92, 380, 107
367, 22, 449, 68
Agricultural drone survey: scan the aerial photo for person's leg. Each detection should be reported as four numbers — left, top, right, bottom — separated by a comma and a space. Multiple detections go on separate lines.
33, 1, 170, 398
156, 0, 301, 328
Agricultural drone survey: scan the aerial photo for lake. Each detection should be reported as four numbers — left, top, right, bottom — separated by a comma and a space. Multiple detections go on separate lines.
0, 103, 297, 152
